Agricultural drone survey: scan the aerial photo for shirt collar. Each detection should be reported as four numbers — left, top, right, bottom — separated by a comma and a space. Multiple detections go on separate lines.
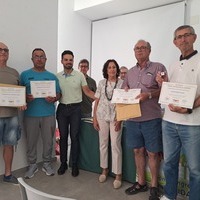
180, 50, 198, 61
62, 69, 74, 77
136, 60, 151, 69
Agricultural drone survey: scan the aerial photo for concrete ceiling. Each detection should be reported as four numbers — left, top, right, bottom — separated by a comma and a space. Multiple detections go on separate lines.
75, 0, 184, 21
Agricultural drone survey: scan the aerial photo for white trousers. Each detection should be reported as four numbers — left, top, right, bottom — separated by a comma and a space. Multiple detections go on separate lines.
98, 119, 122, 175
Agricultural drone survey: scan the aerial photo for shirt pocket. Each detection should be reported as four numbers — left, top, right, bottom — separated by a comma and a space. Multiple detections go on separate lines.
140, 72, 154, 88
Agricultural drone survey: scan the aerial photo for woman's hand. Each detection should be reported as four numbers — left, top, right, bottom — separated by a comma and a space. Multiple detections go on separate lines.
114, 121, 122, 132
93, 117, 100, 131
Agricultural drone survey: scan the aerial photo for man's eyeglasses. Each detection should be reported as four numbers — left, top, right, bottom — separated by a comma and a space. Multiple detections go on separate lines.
79, 65, 88, 68
33, 56, 46, 60
175, 33, 194, 40
0, 48, 9, 53
134, 46, 148, 51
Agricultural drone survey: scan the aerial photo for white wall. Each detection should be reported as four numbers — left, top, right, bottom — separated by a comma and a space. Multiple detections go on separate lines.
74, 0, 112, 10
0, 0, 59, 175
186, 0, 200, 52
90, 0, 200, 84
0, 0, 58, 73
91, 2, 185, 84
57, 0, 91, 72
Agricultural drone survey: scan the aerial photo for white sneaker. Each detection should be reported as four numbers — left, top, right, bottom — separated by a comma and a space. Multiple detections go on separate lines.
25, 164, 38, 179
160, 195, 174, 200
42, 162, 55, 176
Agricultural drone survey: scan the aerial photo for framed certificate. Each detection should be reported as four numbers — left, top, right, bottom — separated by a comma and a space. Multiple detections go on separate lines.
0, 84, 26, 107
30, 81, 56, 98
159, 82, 197, 109
111, 89, 141, 104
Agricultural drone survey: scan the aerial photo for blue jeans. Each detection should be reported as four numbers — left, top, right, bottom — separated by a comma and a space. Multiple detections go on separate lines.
162, 120, 200, 200
56, 103, 81, 167
0, 116, 21, 146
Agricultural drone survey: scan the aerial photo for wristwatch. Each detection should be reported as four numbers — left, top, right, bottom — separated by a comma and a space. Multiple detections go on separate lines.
148, 92, 152, 99
187, 108, 193, 114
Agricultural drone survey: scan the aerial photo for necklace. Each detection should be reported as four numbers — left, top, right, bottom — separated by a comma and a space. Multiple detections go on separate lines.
105, 79, 118, 101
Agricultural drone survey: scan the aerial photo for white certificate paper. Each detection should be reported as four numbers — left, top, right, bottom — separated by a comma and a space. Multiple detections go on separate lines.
0, 84, 26, 107
159, 82, 197, 109
111, 89, 141, 104
30, 81, 56, 98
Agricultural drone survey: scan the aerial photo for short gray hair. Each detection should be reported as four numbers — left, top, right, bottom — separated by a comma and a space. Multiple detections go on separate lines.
174, 25, 196, 39
135, 39, 151, 50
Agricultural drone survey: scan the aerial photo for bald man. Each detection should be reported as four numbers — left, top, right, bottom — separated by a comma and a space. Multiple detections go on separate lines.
0, 42, 26, 184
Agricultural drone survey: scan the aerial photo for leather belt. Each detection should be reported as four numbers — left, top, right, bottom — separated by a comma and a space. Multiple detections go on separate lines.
60, 103, 81, 107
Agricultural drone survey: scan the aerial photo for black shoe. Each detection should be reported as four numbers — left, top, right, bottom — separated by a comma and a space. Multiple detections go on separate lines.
125, 182, 148, 195
3, 175, 18, 184
149, 187, 160, 200
57, 163, 68, 175
72, 167, 79, 177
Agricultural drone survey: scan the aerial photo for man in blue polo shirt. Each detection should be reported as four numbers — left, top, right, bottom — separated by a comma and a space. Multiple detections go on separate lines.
21, 48, 61, 179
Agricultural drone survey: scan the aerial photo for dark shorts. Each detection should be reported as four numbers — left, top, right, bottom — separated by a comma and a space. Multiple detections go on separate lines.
125, 118, 162, 152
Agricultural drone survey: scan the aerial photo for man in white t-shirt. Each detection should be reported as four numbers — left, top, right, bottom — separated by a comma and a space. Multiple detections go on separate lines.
158, 25, 200, 200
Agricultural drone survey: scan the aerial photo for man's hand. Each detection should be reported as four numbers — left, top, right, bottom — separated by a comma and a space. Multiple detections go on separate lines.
156, 71, 168, 86
168, 104, 188, 114
19, 105, 27, 111
45, 96, 57, 103
26, 94, 34, 102
136, 93, 150, 102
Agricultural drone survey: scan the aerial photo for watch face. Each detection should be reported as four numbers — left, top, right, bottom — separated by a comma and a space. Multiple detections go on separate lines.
187, 108, 193, 114
149, 93, 152, 99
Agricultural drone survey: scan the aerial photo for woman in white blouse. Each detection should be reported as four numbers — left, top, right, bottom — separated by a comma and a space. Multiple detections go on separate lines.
93, 59, 123, 189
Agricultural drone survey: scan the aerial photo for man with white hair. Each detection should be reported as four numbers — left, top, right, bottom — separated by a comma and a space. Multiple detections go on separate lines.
0, 42, 26, 184
122, 40, 166, 200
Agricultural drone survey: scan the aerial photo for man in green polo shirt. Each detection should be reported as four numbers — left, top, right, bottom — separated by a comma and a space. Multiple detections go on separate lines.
56, 50, 95, 177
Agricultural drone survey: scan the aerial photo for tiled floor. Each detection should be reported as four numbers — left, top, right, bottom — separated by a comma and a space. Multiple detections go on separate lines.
0, 160, 150, 200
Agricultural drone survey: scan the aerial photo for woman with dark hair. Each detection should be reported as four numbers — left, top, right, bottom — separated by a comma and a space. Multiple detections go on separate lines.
93, 59, 123, 189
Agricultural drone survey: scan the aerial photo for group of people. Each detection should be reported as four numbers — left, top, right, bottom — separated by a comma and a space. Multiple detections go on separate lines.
0, 47, 96, 182
93, 25, 200, 200
0, 24, 200, 200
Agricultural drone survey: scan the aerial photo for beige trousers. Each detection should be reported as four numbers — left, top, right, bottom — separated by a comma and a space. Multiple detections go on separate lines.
98, 119, 122, 175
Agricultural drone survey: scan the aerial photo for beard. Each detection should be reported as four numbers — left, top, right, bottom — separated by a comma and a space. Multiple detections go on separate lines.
64, 64, 73, 70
